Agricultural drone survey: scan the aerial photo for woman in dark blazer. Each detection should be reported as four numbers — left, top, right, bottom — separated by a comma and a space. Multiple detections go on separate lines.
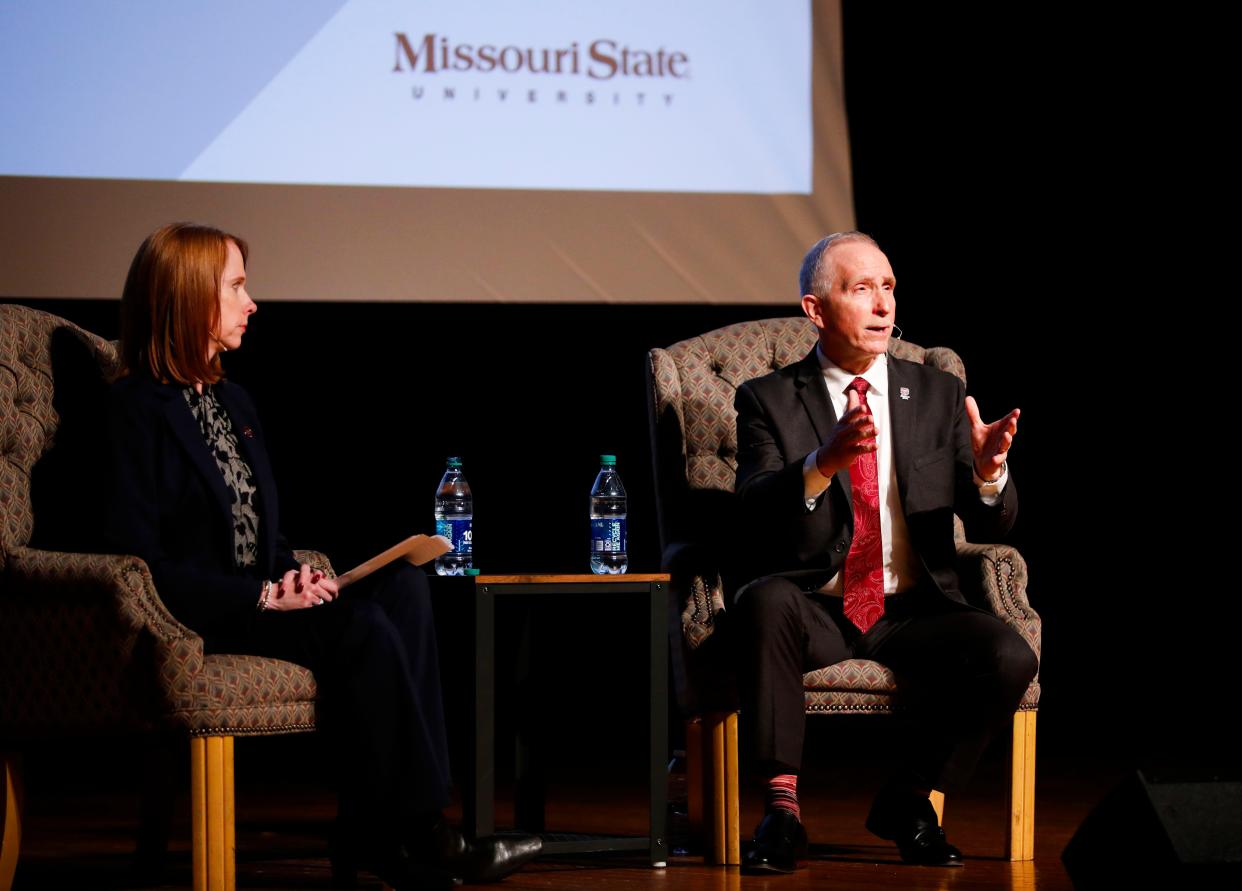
107, 223, 538, 890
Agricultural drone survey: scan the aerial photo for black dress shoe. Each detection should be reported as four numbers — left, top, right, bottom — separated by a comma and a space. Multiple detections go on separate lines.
741, 809, 808, 874
865, 790, 963, 867
429, 820, 543, 884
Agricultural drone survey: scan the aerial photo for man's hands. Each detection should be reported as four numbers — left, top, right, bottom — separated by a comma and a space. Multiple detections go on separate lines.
966, 396, 1019, 482
264, 563, 340, 611
811, 390, 1019, 483
814, 388, 877, 478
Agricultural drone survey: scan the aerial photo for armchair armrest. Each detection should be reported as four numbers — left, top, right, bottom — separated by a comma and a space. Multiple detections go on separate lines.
293, 549, 334, 579
6, 546, 193, 637
955, 541, 1041, 662
1, 546, 201, 735
661, 542, 735, 716
662, 542, 725, 650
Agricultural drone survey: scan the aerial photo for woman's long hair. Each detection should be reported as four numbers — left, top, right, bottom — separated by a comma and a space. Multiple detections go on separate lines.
119, 222, 249, 384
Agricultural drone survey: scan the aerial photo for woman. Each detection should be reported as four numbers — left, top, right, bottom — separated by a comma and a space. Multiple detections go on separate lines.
107, 222, 538, 889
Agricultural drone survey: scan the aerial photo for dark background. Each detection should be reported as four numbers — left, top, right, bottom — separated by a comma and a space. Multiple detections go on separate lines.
12, 5, 1224, 793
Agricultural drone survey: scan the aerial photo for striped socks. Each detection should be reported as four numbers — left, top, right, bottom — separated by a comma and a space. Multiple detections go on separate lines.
766, 773, 800, 820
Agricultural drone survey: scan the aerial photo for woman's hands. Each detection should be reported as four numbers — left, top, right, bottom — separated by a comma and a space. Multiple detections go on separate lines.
263, 564, 340, 611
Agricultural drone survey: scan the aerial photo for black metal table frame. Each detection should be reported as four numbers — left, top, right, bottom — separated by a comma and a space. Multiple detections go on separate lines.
464, 574, 669, 866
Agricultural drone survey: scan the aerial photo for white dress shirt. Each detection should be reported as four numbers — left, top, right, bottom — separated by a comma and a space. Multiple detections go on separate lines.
800, 345, 1007, 595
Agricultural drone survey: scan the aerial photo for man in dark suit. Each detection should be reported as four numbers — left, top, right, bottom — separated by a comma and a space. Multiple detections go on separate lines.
733, 231, 1037, 871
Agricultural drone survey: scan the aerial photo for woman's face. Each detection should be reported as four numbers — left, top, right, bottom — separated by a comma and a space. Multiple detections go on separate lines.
210, 239, 255, 358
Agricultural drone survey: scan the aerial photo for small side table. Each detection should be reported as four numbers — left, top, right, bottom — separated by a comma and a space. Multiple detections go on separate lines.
464, 573, 670, 867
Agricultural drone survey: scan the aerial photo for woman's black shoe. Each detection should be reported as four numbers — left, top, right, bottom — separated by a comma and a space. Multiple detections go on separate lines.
428, 820, 543, 884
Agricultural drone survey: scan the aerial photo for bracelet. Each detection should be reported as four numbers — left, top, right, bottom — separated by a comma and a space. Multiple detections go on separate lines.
257, 579, 272, 611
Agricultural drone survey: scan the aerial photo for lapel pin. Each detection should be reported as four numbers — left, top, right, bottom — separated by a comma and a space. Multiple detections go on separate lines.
241, 425, 255, 438
899, 387, 910, 401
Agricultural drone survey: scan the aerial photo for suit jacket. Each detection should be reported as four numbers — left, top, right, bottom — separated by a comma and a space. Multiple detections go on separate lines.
732, 347, 1017, 604
106, 374, 298, 648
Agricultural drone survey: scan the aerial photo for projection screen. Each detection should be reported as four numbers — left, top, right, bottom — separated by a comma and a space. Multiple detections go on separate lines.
0, 0, 852, 303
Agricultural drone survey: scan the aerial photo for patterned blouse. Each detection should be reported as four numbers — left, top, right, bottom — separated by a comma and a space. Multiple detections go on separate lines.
183, 386, 260, 569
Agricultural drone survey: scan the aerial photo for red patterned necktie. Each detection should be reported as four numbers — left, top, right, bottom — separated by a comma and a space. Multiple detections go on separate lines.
842, 377, 884, 633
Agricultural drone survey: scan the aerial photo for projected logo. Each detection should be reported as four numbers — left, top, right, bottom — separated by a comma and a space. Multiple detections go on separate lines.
393, 33, 690, 108
2, 0, 811, 194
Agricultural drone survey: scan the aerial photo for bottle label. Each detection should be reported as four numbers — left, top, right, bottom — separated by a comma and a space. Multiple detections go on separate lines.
590, 518, 627, 553
436, 518, 473, 555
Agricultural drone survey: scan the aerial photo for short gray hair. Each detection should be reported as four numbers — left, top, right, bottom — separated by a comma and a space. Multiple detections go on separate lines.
799, 230, 880, 298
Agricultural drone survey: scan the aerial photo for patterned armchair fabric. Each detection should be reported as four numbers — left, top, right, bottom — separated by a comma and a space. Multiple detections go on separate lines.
0, 303, 323, 741
1, 304, 345, 888
0, 301, 325, 740
645, 317, 1041, 715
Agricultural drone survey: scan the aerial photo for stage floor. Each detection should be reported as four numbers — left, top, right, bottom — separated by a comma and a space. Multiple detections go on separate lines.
9, 737, 1123, 890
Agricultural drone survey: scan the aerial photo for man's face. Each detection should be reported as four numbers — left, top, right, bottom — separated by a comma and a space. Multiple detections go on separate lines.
802, 240, 895, 373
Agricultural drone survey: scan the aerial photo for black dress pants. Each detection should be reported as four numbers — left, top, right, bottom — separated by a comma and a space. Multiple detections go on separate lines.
225, 562, 451, 844
734, 576, 1038, 791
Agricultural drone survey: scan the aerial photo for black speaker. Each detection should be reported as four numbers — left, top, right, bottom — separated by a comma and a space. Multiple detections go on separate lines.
1063, 770, 1242, 890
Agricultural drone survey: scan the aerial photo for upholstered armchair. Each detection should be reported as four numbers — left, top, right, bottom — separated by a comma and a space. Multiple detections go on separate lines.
0, 304, 330, 891
646, 317, 1041, 864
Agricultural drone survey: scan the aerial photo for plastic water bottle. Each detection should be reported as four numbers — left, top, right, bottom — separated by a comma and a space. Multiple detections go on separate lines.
590, 454, 628, 574
434, 457, 472, 576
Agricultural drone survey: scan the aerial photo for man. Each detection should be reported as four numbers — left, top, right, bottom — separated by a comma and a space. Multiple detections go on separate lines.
732, 231, 1037, 871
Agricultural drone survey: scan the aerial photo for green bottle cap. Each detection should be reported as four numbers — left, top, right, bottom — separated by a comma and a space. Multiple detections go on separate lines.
446, 457, 462, 468
600, 454, 616, 465
464, 568, 480, 576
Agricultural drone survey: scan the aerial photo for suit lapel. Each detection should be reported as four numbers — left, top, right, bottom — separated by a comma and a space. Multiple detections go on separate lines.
159, 385, 236, 534
887, 354, 916, 506
793, 347, 852, 504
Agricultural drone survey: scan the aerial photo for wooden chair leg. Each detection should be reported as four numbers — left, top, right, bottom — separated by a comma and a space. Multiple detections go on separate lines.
191, 735, 236, 891
698, 711, 740, 866
706, 714, 726, 864
1, 753, 24, 891
723, 712, 739, 865
1006, 710, 1037, 861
